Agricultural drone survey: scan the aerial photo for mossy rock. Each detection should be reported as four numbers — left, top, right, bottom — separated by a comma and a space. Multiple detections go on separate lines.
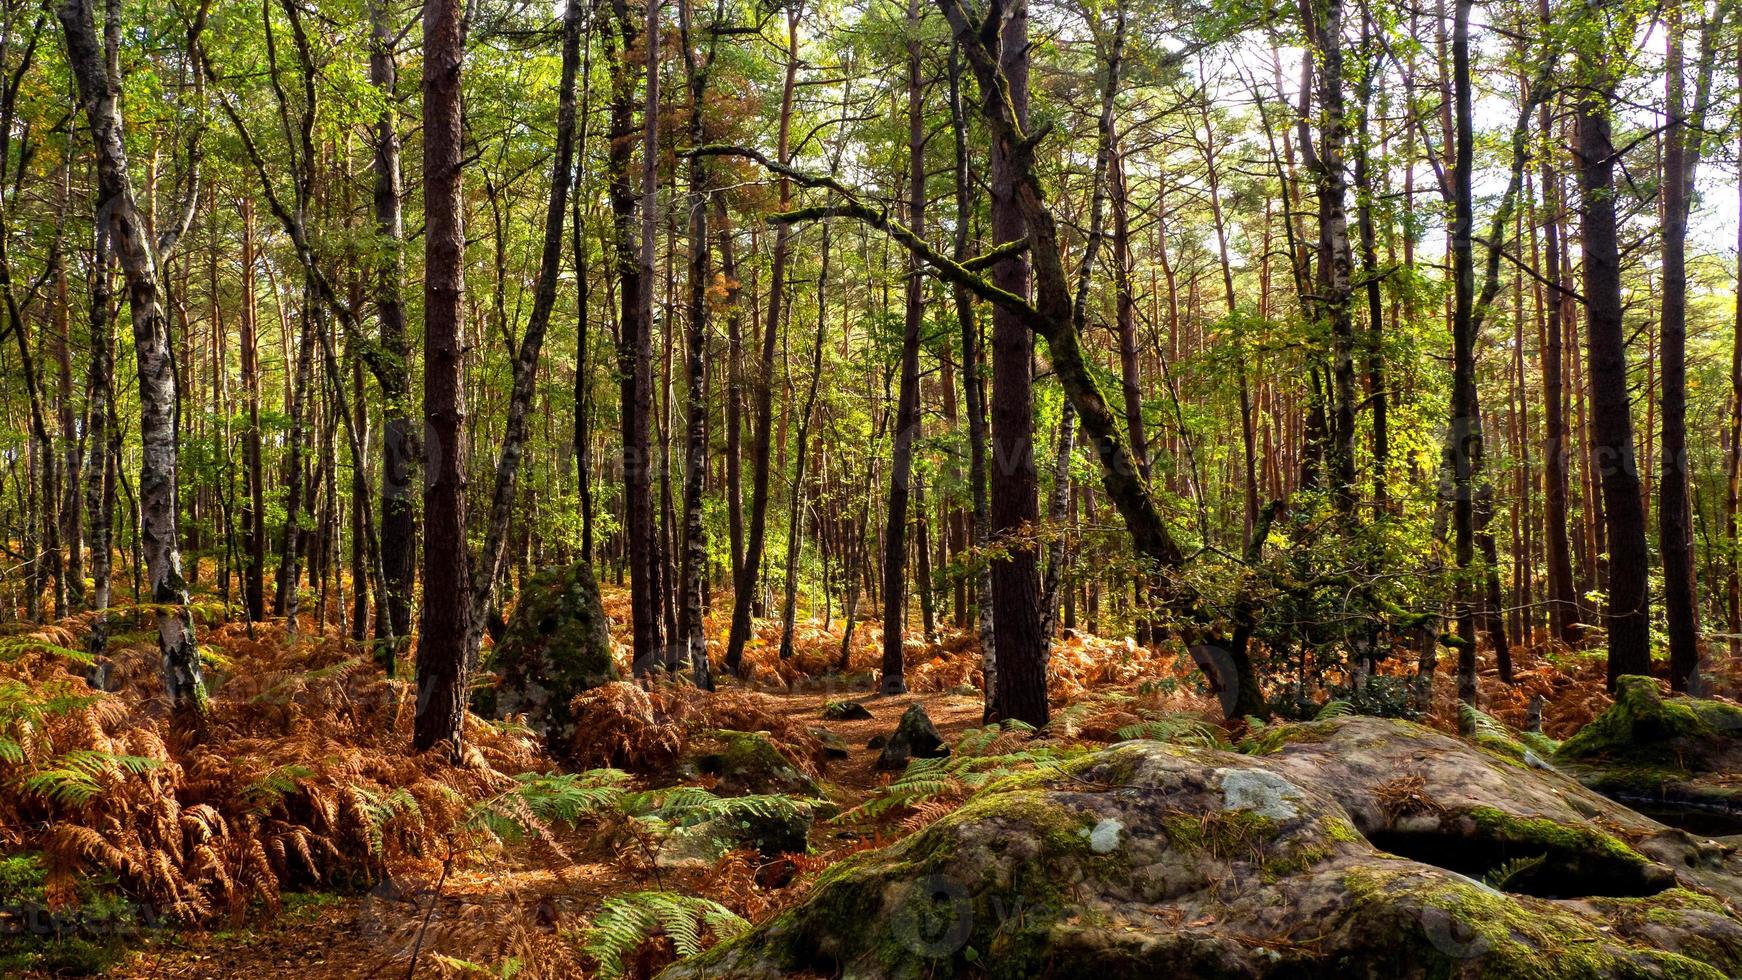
875, 704, 950, 771
687, 730, 823, 799
662, 717, 1742, 979
478, 560, 618, 749
656, 807, 815, 869
823, 699, 873, 721
1556, 675, 1742, 827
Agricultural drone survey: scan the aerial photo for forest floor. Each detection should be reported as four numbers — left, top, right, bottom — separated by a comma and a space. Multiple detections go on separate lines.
0, 581, 1650, 979
107, 686, 994, 979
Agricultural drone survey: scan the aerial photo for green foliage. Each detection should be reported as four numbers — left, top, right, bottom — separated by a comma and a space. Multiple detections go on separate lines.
1483, 853, 1548, 891
1113, 715, 1229, 747
467, 769, 634, 844
353, 786, 421, 857
837, 723, 1082, 824
20, 749, 161, 806
579, 891, 749, 979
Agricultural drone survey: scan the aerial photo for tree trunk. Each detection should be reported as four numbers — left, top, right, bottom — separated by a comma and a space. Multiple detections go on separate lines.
880, 2, 925, 696
605, 0, 663, 673
724, 6, 799, 676
1657, 0, 1729, 691
677, 0, 713, 687
59, 0, 204, 715
980, 0, 1047, 727
1448, 0, 1480, 706
1575, 4, 1652, 687
370, 0, 416, 657
414, 0, 471, 753
947, 38, 995, 707
1537, 37, 1580, 644
464, 0, 583, 666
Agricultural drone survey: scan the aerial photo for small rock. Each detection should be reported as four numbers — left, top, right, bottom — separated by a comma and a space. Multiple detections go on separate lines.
821, 699, 873, 721
866, 734, 888, 750
1086, 818, 1123, 854
875, 704, 951, 771
808, 726, 852, 760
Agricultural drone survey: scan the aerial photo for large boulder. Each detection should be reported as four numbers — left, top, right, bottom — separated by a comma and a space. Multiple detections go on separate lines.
1555, 675, 1742, 833
480, 560, 618, 748
664, 717, 1742, 979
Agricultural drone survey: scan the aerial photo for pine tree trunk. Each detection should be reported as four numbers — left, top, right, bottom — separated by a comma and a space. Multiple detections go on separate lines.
1574, 7, 1652, 687
980, 0, 1047, 726
1537, 54, 1580, 645
724, 7, 798, 677
880, 3, 925, 695
677, 0, 713, 687
414, 0, 471, 754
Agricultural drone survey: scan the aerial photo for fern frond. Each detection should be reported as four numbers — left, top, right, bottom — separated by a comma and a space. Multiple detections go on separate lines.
1315, 700, 1355, 721
581, 891, 748, 978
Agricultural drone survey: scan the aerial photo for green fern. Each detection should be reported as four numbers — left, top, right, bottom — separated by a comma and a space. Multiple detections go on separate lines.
0, 634, 94, 666
580, 891, 748, 978
1114, 714, 1228, 748
240, 763, 316, 812
353, 786, 421, 856
467, 769, 633, 843
954, 719, 1035, 757
1314, 700, 1355, 721
427, 953, 524, 977
1484, 853, 1547, 891
837, 743, 1077, 824
622, 786, 819, 834
21, 749, 161, 805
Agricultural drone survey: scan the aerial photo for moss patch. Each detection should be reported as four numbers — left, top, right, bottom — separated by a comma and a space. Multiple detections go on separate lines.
1343, 867, 1730, 980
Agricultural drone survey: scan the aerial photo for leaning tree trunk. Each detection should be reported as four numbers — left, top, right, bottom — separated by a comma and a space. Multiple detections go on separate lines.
946, 39, 995, 707
58, 0, 204, 715
464, 0, 583, 667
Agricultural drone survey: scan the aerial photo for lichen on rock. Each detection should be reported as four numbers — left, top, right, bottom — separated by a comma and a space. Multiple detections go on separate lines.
661, 716, 1742, 980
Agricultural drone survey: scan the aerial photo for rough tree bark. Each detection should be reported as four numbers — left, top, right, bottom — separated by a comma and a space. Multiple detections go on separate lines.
414, 0, 471, 753
1574, 0, 1651, 688
880, 0, 926, 696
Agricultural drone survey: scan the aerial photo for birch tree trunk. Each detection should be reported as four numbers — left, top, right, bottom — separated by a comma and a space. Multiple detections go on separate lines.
58, 0, 204, 714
